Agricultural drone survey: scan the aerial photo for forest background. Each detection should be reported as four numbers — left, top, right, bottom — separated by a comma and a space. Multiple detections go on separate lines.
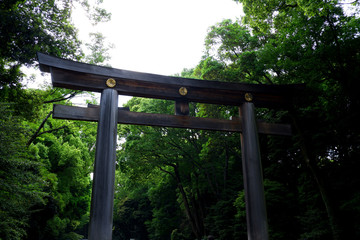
0, 0, 359, 240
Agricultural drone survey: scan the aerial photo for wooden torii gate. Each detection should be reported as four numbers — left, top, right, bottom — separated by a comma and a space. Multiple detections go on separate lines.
37, 53, 303, 240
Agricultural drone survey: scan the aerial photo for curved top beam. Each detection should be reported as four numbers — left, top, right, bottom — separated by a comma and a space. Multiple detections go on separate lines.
37, 52, 304, 108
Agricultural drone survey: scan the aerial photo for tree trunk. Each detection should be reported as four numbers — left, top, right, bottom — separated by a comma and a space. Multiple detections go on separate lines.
173, 164, 203, 239
224, 146, 229, 190
292, 116, 342, 240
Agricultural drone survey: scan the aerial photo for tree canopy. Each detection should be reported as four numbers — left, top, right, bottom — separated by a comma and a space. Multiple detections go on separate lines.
0, 0, 110, 239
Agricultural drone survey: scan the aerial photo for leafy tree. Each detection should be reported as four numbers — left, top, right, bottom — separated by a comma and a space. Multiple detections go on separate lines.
0, 0, 112, 105
85, 32, 114, 66
146, 175, 184, 240
1, 1, 112, 238
208, 0, 360, 238
0, 0, 82, 88
0, 103, 44, 240
18, 88, 98, 240
28, 127, 94, 239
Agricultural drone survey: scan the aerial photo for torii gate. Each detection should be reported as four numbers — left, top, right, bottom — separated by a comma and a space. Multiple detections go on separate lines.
37, 53, 303, 240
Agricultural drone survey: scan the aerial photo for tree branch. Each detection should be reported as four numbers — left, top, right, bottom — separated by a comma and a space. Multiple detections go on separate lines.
37, 126, 67, 137
279, 2, 298, 10
337, 0, 359, 5
159, 166, 176, 179
27, 111, 67, 146
43, 91, 80, 104
27, 110, 53, 146
263, 74, 274, 84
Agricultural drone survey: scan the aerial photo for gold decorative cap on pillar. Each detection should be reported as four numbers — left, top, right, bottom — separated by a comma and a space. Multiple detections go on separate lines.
179, 87, 188, 96
245, 93, 253, 102
106, 78, 116, 88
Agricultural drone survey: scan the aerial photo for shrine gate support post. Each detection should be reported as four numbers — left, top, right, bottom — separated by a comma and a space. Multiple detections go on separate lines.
240, 102, 268, 240
37, 53, 303, 240
88, 89, 118, 240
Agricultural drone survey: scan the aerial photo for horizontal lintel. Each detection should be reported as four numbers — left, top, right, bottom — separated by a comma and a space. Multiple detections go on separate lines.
53, 104, 292, 136
38, 53, 305, 108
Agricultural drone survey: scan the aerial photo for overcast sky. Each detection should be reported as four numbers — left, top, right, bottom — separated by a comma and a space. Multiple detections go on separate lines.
25, 0, 242, 105
68, 0, 243, 105
74, 0, 243, 75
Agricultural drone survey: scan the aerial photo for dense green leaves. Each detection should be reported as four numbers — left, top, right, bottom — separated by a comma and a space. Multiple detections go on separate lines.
0, 0, 82, 80
232, 0, 360, 239
0, 104, 44, 240
115, 97, 244, 239
0, 0, 110, 238
27, 125, 94, 239
85, 32, 114, 66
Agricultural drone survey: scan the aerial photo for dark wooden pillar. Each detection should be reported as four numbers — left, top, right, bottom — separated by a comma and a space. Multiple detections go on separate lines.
88, 89, 118, 240
240, 102, 269, 240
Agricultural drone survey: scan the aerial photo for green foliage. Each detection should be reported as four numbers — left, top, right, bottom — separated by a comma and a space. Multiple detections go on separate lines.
231, 1, 360, 239
0, 0, 82, 87
113, 170, 154, 240
201, 19, 274, 84
25, 95, 96, 239
85, 32, 114, 66
0, 0, 111, 239
146, 176, 183, 240
116, 97, 245, 239
26, 119, 95, 239
205, 19, 259, 63
0, 103, 44, 240
80, 0, 112, 25
0, 86, 97, 240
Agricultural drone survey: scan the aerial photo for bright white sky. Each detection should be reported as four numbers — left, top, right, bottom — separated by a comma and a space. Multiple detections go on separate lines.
74, 0, 243, 75
25, 0, 242, 106
69, 0, 243, 105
